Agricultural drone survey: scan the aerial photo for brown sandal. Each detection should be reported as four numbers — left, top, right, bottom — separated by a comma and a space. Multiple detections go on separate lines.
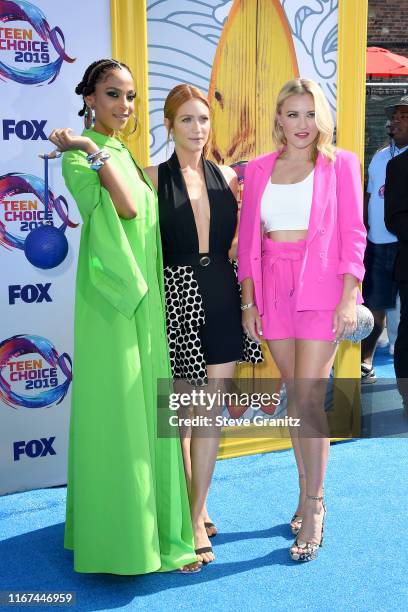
195, 546, 214, 563
204, 521, 217, 537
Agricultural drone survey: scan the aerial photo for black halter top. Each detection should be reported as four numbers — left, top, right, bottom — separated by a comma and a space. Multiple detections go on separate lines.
157, 152, 237, 263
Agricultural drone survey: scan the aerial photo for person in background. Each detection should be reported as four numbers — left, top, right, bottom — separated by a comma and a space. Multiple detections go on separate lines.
49, 59, 200, 574
361, 97, 408, 382
384, 99, 408, 419
385, 295, 400, 355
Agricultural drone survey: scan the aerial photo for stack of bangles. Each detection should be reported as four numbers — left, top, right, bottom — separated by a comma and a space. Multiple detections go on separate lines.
86, 148, 111, 171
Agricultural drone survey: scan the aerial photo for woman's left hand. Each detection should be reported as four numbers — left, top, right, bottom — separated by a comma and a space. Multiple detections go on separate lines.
332, 299, 357, 342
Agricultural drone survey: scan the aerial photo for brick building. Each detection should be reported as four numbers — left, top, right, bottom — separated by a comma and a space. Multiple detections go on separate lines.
365, 1, 408, 172
368, 0, 408, 57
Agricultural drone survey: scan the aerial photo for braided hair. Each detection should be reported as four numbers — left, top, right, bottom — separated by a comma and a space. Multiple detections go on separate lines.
75, 59, 132, 117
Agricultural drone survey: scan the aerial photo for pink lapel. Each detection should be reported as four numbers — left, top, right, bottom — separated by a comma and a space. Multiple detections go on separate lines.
254, 151, 280, 209
306, 153, 334, 245
255, 151, 280, 173
251, 150, 333, 245
245, 152, 280, 253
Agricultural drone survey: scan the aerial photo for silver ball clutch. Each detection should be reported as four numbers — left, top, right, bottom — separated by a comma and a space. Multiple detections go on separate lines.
343, 305, 374, 343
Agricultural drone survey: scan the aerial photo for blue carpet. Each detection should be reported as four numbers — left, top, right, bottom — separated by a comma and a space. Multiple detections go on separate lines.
373, 344, 395, 378
361, 345, 408, 437
362, 345, 406, 435
1, 438, 407, 612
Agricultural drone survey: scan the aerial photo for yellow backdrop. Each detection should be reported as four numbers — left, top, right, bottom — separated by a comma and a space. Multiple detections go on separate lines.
110, 0, 368, 459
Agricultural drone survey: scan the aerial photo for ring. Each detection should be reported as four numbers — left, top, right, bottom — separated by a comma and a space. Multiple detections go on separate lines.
40, 149, 62, 159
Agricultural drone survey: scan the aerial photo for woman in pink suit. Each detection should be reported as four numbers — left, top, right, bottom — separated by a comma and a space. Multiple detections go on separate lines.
237, 78, 366, 562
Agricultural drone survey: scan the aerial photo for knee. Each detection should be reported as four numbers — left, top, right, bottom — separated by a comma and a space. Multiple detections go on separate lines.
295, 380, 328, 414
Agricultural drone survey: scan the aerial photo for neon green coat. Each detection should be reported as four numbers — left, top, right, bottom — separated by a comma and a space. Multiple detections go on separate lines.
62, 129, 195, 574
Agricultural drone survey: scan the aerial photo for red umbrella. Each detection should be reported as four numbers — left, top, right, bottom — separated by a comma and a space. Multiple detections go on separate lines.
367, 47, 408, 77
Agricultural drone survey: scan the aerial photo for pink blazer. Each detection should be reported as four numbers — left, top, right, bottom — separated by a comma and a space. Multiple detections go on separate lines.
237, 149, 366, 315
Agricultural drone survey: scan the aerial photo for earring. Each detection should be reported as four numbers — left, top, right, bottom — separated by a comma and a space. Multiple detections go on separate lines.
165, 131, 175, 159
84, 105, 95, 129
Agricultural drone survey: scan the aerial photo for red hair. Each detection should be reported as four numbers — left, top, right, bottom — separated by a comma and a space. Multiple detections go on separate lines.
164, 84, 211, 157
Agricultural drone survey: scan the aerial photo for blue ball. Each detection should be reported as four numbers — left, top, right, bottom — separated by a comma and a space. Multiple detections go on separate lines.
24, 225, 69, 269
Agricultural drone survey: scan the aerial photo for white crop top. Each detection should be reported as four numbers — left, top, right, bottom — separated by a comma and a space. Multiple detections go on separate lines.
260, 170, 314, 232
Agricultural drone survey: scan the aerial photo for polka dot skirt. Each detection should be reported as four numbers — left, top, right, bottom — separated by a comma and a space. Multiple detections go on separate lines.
164, 264, 263, 386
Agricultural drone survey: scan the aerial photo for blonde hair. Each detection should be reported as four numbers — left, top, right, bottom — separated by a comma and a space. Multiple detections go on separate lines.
272, 78, 336, 162
164, 84, 211, 157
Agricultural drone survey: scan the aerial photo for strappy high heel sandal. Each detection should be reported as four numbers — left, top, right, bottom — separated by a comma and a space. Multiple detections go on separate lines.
290, 513, 303, 536
204, 521, 217, 538
290, 494, 326, 562
289, 474, 305, 535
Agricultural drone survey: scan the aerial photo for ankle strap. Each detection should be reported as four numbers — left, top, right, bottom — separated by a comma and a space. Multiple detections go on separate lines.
306, 494, 323, 501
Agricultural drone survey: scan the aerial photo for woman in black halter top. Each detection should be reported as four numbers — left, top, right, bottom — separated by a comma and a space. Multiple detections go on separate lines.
157, 150, 244, 378
145, 84, 261, 564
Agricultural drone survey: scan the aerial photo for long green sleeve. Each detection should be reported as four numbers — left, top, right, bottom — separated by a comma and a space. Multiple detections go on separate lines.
62, 150, 147, 318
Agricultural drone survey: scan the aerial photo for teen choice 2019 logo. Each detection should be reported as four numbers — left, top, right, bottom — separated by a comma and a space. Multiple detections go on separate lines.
0, 172, 78, 255
0, 334, 72, 409
0, 0, 75, 84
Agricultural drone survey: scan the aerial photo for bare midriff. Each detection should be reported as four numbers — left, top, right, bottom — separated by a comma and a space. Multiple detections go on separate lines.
265, 229, 307, 243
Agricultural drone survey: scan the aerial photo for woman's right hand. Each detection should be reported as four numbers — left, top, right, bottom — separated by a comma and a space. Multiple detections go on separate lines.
242, 305, 263, 343
48, 128, 94, 154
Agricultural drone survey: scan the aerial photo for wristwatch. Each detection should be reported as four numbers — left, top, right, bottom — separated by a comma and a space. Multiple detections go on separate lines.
240, 302, 254, 311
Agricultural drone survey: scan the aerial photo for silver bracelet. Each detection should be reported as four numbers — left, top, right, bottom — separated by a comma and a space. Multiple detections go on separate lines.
241, 302, 254, 311
90, 159, 104, 171
86, 149, 103, 162
88, 150, 110, 172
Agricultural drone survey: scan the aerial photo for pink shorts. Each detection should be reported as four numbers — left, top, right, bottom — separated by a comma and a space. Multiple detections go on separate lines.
261, 238, 336, 342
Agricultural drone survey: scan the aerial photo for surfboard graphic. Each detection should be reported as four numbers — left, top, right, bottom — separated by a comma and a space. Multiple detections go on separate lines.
209, 1, 299, 379
208, 0, 299, 164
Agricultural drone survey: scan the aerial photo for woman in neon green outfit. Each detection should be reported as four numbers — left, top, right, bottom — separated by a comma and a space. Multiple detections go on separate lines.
49, 59, 200, 574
